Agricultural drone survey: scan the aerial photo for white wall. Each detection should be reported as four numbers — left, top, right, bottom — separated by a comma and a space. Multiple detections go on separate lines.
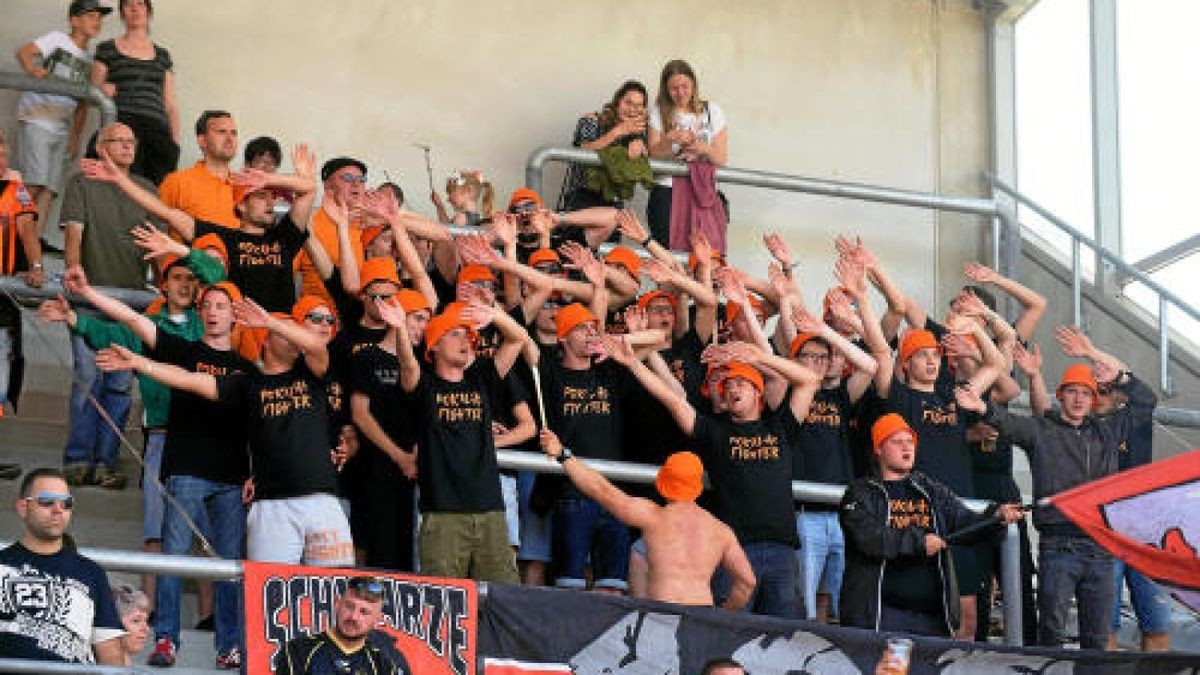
1, 0, 992, 412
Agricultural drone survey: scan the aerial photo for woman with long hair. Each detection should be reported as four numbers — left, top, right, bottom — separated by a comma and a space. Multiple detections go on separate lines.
90, 0, 179, 185
559, 79, 650, 212
646, 59, 728, 247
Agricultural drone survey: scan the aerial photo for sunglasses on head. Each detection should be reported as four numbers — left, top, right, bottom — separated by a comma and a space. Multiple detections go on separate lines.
347, 576, 385, 599
305, 312, 336, 326
26, 492, 74, 510
337, 173, 367, 184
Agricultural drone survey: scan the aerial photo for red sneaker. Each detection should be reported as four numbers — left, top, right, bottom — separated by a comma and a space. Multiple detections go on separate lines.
148, 636, 176, 667
215, 646, 241, 669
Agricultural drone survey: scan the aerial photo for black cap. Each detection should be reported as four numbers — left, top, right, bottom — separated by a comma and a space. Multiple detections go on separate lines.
70, 0, 113, 16
320, 157, 367, 182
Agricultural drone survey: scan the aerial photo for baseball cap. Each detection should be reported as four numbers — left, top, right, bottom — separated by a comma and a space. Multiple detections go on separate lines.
872, 413, 917, 450
70, 0, 112, 16
321, 157, 368, 182
899, 329, 941, 364
555, 302, 598, 340
655, 452, 705, 502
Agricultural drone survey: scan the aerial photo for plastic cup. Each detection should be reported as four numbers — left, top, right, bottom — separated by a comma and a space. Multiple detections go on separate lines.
885, 637, 913, 674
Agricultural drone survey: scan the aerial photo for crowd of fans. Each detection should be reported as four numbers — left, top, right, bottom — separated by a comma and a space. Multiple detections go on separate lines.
0, 0, 1178, 671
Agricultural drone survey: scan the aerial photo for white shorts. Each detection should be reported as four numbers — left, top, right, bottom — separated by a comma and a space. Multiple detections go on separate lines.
18, 121, 69, 192
501, 473, 520, 548
247, 493, 355, 567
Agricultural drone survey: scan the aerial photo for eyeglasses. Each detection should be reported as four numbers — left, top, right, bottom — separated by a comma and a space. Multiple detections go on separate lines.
100, 137, 138, 146
796, 352, 830, 363
337, 173, 367, 184
305, 312, 336, 326
510, 201, 537, 214
469, 281, 497, 292
346, 576, 385, 600
365, 292, 395, 303
534, 264, 563, 275
542, 300, 565, 310
645, 305, 674, 315
25, 492, 74, 510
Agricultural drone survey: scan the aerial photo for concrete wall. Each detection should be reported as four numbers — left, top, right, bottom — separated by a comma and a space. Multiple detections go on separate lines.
1, 0, 994, 414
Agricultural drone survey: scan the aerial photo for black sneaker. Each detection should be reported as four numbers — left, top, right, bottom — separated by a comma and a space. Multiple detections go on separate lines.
93, 466, 127, 490
0, 463, 20, 480
195, 615, 214, 631
63, 464, 93, 486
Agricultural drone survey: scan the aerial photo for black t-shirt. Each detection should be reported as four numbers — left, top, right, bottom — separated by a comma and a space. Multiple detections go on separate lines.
967, 394, 1021, 502
880, 479, 943, 613
539, 354, 636, 466
0, 543, 124, 663
406, 358, 505, 513
352, 345, 413, 454
691, 407, 802, 547
194, 214, 307, 312
149, 331, 253, 483
216, 359, 337, 500
875, 377, 974, 498
795, 384, 856, 509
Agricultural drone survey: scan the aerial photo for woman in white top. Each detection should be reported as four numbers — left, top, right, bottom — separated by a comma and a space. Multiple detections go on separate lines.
646, 59, 729, 247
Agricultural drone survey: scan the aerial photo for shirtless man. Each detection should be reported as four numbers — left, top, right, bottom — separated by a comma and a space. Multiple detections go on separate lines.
538, 431, 755, 609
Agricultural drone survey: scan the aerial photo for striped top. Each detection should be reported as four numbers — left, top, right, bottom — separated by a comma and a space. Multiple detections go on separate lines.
94, 39, 173, 130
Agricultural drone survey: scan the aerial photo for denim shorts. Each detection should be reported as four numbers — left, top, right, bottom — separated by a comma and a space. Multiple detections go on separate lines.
552, 497, 631, 590
517, 471, 552, 562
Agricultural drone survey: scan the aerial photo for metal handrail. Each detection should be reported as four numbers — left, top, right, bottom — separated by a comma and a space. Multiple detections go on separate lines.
526, 146, 1002, 217
990, 176, 1200, 396
0, 71, 117, 127
0, 660, 148, 674
0, 277, 158, 311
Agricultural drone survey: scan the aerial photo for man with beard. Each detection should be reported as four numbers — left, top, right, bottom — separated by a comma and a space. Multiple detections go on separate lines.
159, 111, 240, 229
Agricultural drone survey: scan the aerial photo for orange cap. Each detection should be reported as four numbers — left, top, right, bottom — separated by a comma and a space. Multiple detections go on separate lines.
292, 295, 337, 336
1057, 363, 1099, 398
396, 289, 431, 315
508, 187, 544, 210
872, 413, 917, 450
636, 290, 678, 313
423, 306, 476, 362
899, 329, 941, 364
528, 248, 561, 267
555, 302, 598, 340
458, 264, 497, 286
361, 225, 387, 248
655, 452, 705, 502
605, 246, 641, 279
789, 332, 827, 358
198, 281, 243, 306
717, 360, 765, 397
725, 295, 765, 326
701, 363, 727, 398
192, 233, 228, 265
360, 257, 401, 290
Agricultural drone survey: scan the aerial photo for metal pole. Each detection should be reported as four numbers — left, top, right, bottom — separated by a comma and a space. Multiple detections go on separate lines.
0, 659, 151, 675
0, 540, 246, 581
526, 147, 1000, 217
0, 277, 158, 311
1071, 238, 1083, 328
999, 523, 1023, 646
1159, 297, 1174, 396
0, 71, 117, 126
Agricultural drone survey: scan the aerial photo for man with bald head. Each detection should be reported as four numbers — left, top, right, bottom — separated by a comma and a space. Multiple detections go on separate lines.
58, 121, 164, 490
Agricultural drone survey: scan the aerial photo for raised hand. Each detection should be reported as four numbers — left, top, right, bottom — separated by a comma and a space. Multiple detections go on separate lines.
95, 344, 140, 373
943, 313, 977, 335
560, 241, 602, 284
941, 332, 981, 362
37, 295, 74, 324
600, 334, 637, 366
231, 168, 273, 195
62, 265, 91, 296
1092, 359, 1119, 385
539, 428, 565, 458
457, 280, 496, 308
79, 148, 121, 183
232, 298, 270, 329
763, 232, 792, 268
624, 305, 649, 333
714, 267, 748, 306
292, 144, 316, 179
963, 261, 1000, 285
767, 262, 792, 300
487, 211, 517, 248
953, 382, 987, 413
642, 258, 677, 287
324, 192, 351, 229
615, 209, 648, 243
1012, 342, 1043, 378
361, 189, 395, 224
456, 234, 499, 267
824, 289, 864, 334
374, 296, 408, 330
131, 223, 187, 261
691, 231, 714, 268
834, 235, 878, 270
1054, 325, 1094, 359
790, 306, 826, 336
459, 301, 495, 330
951, 289, 989, 318
833, 256, 868, 300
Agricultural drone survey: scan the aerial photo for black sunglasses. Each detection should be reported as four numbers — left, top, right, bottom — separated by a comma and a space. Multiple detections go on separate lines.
346, 576, 385, 600
305, 312, 336, 326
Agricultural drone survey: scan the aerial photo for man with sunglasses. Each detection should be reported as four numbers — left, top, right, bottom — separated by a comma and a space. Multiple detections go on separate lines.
1, 467, 125, 665
295, 157, 370, 307
275, 576, 410, 675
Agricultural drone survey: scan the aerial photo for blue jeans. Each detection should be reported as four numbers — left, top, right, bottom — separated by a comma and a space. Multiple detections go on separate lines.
1037, 536, 1114, 650
155, 475, 245, 652
714, 541, 800, 619
141, 430, 166, 542
796, 509, 844, 619
552, 497, 630, 590
1112, 558, 1172, 634
63, 334, 132, 470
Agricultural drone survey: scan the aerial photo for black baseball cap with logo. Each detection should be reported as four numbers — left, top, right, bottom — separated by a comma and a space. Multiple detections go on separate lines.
70, 0, 113, 16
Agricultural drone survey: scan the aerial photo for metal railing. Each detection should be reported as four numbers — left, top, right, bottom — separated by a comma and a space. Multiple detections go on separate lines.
0, 71, 117, 127
990, 176, 1200, 396
0, 450, 1026, 646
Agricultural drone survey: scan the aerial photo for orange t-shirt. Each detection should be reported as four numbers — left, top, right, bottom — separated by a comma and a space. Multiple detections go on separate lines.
0, 180, 38, 275
158, 161, 239, 230
293, 206, 365, 305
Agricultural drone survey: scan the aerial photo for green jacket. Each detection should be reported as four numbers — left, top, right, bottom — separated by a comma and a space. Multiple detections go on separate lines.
72, 249, 225, 429
585, 145, 655, 202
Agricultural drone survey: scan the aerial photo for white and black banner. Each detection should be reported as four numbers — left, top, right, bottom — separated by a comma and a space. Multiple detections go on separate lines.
478, 584, 1197, 674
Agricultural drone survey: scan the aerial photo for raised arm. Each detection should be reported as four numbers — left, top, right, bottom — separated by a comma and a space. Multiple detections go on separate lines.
62, 266, 158, 348
376, 299, 420, 393
561, 241, 609, 331
80, 150, 195, 240
540, 429, 657, 529
1013, 343, 1051, 416
460, 301, 534, 379
234, 298, 329, 377
837, 236, 908, 341
603, 335, 697, 435
96, 345, 219, 400
279, 144, 318, 228
964, 261, 1047, 342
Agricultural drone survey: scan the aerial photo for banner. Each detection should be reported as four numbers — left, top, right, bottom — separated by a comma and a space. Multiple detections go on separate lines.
1051, 448, 1200, 614
243, 561, 477, 675
478, 583, 1197, 674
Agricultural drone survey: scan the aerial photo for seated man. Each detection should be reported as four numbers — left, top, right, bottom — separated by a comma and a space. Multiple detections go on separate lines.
839, 414, 1023, 637
540, 432, 755, 609
274, 576, 410, 675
